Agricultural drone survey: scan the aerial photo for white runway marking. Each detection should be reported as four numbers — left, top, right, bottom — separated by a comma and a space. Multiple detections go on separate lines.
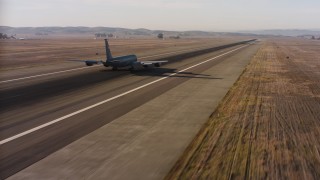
0, 66, 97, 84
0, 45, 223, 84
0, 44, 249, 145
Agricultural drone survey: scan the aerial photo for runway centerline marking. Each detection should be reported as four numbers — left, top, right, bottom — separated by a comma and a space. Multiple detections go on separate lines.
0, 44, 250, 145
0, 45, 215, 84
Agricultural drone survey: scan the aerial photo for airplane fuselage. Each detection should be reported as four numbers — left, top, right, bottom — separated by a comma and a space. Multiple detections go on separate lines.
104, 55, 138, 69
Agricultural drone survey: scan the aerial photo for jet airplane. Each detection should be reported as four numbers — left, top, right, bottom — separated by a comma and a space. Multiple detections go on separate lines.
81, 39, 167, 70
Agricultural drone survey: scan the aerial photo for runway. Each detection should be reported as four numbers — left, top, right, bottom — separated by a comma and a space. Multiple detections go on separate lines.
0, 39, 243, 83
0, 40, 259, 179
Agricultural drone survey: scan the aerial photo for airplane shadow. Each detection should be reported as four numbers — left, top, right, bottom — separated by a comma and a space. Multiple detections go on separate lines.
101, 67, 222, 80
0, 67, 222, 114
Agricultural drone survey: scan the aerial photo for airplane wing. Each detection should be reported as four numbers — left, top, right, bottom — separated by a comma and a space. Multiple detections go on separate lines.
140, 61, 168, 65
140, 60, 168, 68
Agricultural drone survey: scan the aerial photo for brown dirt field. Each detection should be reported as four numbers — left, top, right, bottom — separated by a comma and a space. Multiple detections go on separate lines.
165, 38, 320, 179
0, 37, 244, 70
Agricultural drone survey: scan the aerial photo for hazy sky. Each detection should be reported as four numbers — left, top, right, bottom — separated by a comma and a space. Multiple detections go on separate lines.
1, 0, 319, 31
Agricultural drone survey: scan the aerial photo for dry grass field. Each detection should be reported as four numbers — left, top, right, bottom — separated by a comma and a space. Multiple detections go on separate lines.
166, 38, 320, 179
0, 37, 244, 70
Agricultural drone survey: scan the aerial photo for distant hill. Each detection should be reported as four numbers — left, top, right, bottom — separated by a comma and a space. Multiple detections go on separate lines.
239, 29, 320, 37
2, 26, 318, 38
0, 26, 253, 38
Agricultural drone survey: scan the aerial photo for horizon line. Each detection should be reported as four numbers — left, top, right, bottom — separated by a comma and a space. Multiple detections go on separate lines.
1, 25, 320, 33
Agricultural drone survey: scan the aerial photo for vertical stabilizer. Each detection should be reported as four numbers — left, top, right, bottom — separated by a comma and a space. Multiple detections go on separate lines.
104, 39, 113, 61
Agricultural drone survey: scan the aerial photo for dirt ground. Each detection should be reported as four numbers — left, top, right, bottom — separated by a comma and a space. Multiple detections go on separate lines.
166, 38, 320, 179
0, 37, 244, 70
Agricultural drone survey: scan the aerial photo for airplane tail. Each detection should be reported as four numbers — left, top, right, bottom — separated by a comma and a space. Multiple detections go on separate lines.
104, 39, 113, 61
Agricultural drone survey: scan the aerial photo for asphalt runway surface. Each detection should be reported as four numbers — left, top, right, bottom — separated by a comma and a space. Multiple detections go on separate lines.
0, 39, 258, 179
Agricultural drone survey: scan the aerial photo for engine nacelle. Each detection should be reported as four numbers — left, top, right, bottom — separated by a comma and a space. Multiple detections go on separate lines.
102, 62, 109, 67
131, 61, 144, 70
85, 62, 94, 66
85, 60, 98, 66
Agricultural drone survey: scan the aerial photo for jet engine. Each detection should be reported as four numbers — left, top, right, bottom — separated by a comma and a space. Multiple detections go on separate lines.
85, 60, 99, 66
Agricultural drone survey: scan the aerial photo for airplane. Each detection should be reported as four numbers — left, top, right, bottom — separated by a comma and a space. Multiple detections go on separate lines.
81, 39, 167, 71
